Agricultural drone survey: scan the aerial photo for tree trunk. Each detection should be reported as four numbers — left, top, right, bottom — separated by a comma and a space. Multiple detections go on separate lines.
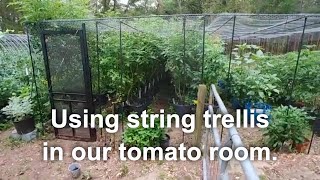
177, 0, 182, 13
156, 0, 164, 14
102, 0, 111, 12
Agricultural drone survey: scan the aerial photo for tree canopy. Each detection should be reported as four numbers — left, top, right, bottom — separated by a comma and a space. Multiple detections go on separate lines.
0, 0, 319, 31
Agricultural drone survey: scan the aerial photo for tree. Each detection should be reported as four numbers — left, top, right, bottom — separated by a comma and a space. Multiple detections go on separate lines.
10, 0, 90, 24
0, 0, 22, 32
253, 0, 299, 13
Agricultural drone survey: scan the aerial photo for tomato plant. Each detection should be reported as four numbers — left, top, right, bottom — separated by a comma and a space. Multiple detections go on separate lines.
264, 106, 314, 151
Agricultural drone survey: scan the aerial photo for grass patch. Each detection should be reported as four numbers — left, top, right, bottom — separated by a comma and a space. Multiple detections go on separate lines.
4, 137, 24, 149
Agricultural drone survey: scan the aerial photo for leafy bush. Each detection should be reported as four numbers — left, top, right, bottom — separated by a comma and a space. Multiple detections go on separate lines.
1, 96, 33, 122
202, 37, 228, 87
123, 111, 165, 149
163, 31, 201, 103
164, 32, 227, 104
10, 0, 89, 24
263, 106, 314, 151
0, 53, 30, 108
260, 49, 320, 106
229, 44, 280, 105
98, 31, 165, 102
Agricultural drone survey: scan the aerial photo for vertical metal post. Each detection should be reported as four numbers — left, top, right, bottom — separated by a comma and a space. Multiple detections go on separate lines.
26, 24, 44, 134
183, 16, 186, 98
119, 21, 124, 132
227, 15, 236, 84
80, 23, 96, 141
40, 27, 54, 111
80, 23, 94, 114
308, 128, 315, 154
223, 15, 236, 141
95, 21, 103, 139
182, 16, 186, 142
95, 21, 101, 103
288, 17, 307, 106
119, 21, 123, 91
201, 15, 206, 83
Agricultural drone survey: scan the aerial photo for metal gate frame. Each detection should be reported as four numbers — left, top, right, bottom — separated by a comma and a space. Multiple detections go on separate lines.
40, 24, 97, 142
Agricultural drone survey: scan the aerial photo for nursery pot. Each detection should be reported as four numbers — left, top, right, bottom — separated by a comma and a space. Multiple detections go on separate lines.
173, 103, 194, 117
160, 134, 170, 150
13, 116, 35, 135
127, 99, 148, 115
68, 163, 81, 178
114, 102, 127, 114
204, 104, 218, 113
314, 118, 320, 136
294, 138, 310, 153
144, 92, 153, 106
94, 94, 108, 106
245, 102, 271, 125
231, 98, 244, 110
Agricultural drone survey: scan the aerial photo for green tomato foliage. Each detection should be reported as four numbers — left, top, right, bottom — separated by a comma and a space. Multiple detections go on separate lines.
264, 105, 314, 151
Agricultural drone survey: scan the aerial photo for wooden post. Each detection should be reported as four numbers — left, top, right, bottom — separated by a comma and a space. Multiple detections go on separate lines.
193, 84, 207, 147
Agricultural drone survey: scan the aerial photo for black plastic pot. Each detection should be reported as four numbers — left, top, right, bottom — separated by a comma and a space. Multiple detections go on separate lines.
127, 100, 148, 115
0, 113, 7, 123
204, 104, 219, 113
313, 118, 320, 136
13, 116, 35, 135
173, 103, 194, 117
113, 102, 126, 114
160, 134, 170, 150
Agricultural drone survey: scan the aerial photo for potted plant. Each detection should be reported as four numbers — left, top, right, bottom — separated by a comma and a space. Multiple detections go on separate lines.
1, 96, 35, 135
263, 106, 314, 152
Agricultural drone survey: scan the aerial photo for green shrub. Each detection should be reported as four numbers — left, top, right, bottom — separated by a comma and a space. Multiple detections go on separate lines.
123, 110, 165, 149
260, 49, 320, 106
98, 31, 164, 102
10, 0, 89, 24
229, 44, 280, 105
1, 96, 33, 122
263, 106, 314, 151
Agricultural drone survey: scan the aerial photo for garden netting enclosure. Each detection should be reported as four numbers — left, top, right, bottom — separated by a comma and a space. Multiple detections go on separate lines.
23, 14, 320, 144
0, 33, 31, 121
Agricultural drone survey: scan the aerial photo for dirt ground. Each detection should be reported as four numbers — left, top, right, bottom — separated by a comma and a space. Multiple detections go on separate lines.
0, 126, 319, 180
0, 126, 201, 180
1, 82, 320, 180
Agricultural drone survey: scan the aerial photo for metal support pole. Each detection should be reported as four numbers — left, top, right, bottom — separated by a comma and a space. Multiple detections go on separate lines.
119, 21, 124, 133
183, 16, 186, 94
223, 15, 236, 141
119, 21, 123, 89
95, 22, 101, 102
227, 16, 236, 84
95, 21, 103, 139
182, 16, 186, 142
26, 25, 44, 134
308, 128, 315, 154
201, 15, 206, 83
288, 17, 307, 107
